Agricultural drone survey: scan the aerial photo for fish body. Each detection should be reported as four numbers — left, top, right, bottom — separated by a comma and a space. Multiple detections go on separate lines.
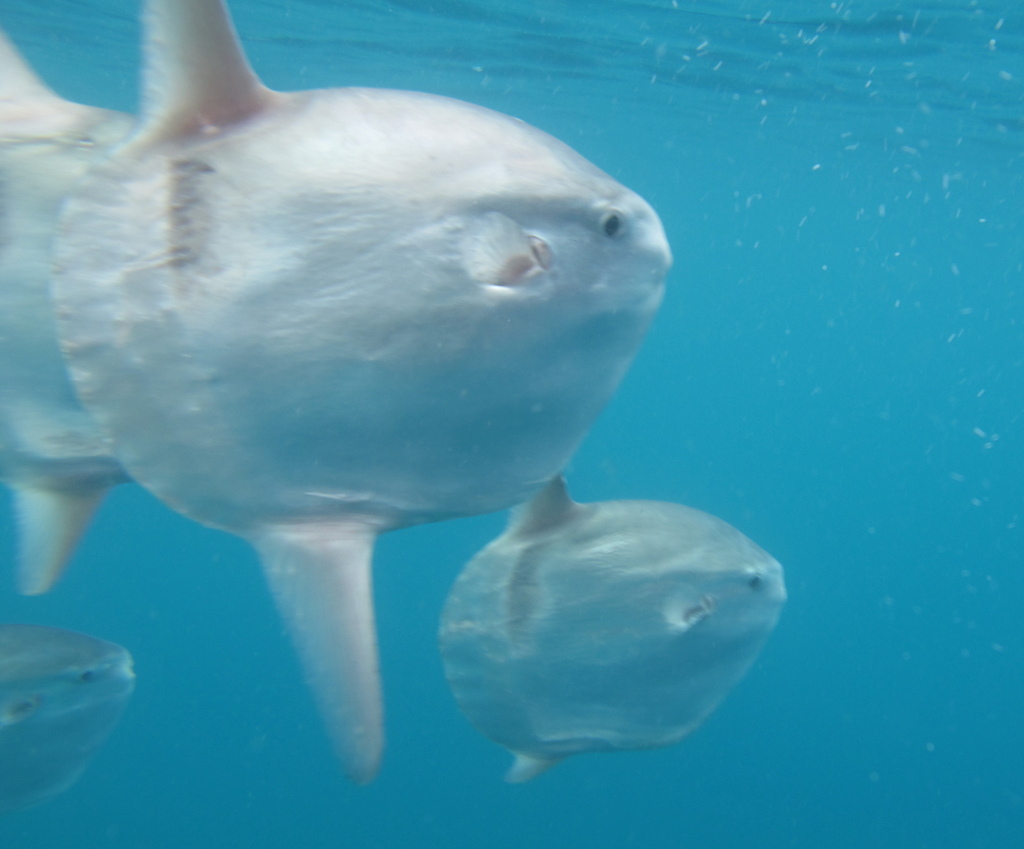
439, 478, 786, 781
56, 85, 668, 531
52, 0, 671, 782
0, 624, 135, 812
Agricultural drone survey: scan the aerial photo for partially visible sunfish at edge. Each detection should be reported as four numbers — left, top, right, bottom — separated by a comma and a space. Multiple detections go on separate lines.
0, 624, 135, 813
51, 0, 672, 782
0, 29, 133, 595
439, 476, 786, 782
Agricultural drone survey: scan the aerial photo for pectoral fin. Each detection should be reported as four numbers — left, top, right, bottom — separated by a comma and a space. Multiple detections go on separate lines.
462, 211, 551, 287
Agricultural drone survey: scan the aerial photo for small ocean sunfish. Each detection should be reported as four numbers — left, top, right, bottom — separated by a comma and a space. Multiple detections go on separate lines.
0, 624, 135, 813
439, 477, 786, 782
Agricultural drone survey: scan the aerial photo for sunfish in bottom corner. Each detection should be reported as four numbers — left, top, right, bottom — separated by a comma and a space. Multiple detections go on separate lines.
438, 476, 786, 782
0, 624, 135, 813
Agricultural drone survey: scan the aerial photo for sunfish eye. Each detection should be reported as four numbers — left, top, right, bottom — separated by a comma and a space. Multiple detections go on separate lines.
79, 670, 97, 683
748, 574, 763, 589
600, 209, 625, 238
1, 695, 41, 726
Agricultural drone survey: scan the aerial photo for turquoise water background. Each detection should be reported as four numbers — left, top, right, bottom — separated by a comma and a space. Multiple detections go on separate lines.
1, 1, 1023, 846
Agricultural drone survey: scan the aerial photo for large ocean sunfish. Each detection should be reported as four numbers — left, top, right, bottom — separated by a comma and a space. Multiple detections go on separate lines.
53, 0, 671, 782
0, 30, 132, 594
440, 477, 786, 781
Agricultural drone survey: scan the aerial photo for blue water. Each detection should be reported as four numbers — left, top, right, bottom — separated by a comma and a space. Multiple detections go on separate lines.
1, 1, 1023, 847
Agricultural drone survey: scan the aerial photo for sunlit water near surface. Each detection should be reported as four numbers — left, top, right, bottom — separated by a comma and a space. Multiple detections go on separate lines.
1, 1, 1022, 847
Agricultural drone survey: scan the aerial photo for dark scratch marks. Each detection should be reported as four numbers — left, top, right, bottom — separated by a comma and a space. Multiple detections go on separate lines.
167, 158, 215, 297
0, 174, 8, 253
506, 544, 543, 649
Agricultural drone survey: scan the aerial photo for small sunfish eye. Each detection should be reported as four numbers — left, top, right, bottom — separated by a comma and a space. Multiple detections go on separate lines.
600, 210, 624, 238
1, 695, 41, 725
79, 670, 97, 683
748, 574, 763, 589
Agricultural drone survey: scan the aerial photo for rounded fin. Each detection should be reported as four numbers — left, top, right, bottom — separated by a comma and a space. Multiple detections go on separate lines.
462, 212, 551, 287
254, 520, 384, 784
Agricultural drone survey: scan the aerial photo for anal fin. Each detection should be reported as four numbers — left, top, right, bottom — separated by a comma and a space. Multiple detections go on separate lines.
504, 751, 562, 783
254, 520, 384, 784
13, 483, 108, 595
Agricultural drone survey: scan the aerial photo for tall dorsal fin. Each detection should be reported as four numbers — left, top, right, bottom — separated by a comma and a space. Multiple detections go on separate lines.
0, 28, 60, 105
0, 27, 130, 138
506, 475, 580, 538
134, 0, 275, 146
0, 28, 62, 134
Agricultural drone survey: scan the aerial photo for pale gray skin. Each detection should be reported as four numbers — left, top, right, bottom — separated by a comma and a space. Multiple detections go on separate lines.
0, 31, 133, 594
0, 624, 135, 813
440, 477, 786, 782
51, 0, 671, 783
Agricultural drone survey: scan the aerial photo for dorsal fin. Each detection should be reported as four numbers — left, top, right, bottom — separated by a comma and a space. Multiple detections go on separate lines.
0, 28, 60, 105
506, 475, 580, 538
134, 0, 274, 147
0, 27, 129, 139
0, 28, 65, 122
